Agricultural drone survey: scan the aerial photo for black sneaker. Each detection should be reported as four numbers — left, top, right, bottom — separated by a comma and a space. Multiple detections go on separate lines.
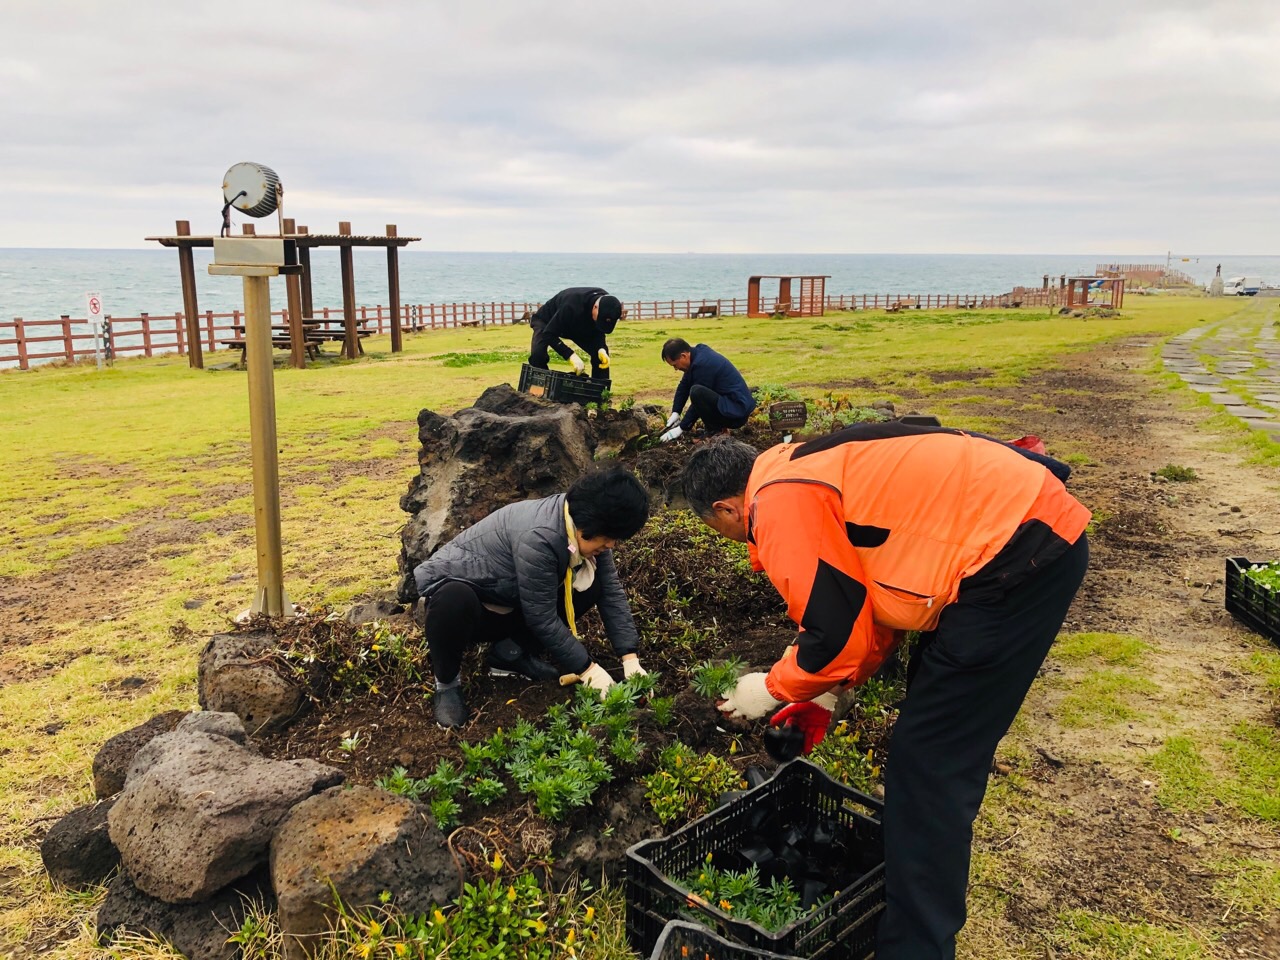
486, 640, 560, 682
433, 685, 468, 729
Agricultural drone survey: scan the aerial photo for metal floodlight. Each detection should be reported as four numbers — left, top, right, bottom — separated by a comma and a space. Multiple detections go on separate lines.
221, 162, 286, 237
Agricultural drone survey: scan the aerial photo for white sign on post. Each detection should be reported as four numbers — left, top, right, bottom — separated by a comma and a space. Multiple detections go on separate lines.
85, 292, 105, 370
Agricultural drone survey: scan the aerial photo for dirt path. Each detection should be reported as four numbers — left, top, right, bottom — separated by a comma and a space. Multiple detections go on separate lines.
956, 335, 1280, 957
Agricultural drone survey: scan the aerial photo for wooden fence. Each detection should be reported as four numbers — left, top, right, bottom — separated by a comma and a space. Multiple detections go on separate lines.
0, 289, 1070, 371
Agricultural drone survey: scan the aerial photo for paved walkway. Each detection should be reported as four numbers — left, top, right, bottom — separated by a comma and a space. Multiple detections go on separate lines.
1161, 299, 1280, 443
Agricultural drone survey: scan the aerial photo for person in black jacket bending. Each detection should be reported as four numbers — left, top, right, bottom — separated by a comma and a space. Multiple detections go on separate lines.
412, 467, 650, 728
658, 338, 757, 442
527, 287, 624, 379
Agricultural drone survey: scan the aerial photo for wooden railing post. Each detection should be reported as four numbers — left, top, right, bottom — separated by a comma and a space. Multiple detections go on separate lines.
60, 315, 73, 361
14, 318, 28, 370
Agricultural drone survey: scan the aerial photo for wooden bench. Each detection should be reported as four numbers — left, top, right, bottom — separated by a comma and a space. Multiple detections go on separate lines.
219, 337, 322, 367
692, 304, 720, 318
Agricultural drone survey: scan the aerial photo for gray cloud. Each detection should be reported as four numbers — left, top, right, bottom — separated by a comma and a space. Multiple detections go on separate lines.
1, 0, 1277, 251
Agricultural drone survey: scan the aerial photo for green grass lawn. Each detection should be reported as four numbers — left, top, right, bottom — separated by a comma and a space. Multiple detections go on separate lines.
0, 294, 1263, 959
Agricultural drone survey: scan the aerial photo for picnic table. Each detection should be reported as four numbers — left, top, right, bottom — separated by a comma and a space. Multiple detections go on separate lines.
219, 319, 374, 366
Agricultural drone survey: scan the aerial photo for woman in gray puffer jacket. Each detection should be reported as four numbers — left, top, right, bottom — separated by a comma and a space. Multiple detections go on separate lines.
412, 466, 651, 728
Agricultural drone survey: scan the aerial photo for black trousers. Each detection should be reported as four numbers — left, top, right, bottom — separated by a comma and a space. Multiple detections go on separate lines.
686, 384, 749, 432
422, 578, 603, 683
528, 319, 608, 379
876, 533, 1089, 960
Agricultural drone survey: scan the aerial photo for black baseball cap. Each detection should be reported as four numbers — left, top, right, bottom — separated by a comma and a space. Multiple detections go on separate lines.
596, 294, 622, 332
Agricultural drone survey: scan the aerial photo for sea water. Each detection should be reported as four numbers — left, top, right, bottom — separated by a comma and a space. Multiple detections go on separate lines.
4, 249, 1278, 322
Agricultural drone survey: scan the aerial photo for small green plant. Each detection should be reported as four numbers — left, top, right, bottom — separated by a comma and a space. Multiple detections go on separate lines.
338, 730, 364, 754
466, 777, 508, 806
650, 695, 676, 727
680, 858, 810, 932
643, 742, 745, 824
375, 765, 430, 801
691, 657, 745, 699
1154, 464, 1198, 482
430, 794, 462, 832
609, 732, 644, 766
808, 720, 882, 792
1243, 560, 1280, 594
424, 759, 465, 799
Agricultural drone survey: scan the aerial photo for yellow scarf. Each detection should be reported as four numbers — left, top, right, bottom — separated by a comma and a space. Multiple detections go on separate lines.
563, 501, 579, 638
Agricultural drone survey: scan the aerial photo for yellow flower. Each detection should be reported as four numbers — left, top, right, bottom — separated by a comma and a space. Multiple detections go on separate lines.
533, 919, 547, 935
432, 909, 446, 926
368, 920, 383, 937
565, 928, 576, 947
395, 944, 408, 957
719, 899, 733, 911
492, 851, 504, 870
508, 885, 517, 902
356, 944, 372, 959
583, 906, 595, 924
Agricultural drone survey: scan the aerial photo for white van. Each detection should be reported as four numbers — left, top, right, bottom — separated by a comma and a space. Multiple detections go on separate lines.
1223, 276, 1263, 296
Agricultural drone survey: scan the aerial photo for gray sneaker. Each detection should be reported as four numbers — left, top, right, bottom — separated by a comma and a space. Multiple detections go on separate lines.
433, 685, 468, 729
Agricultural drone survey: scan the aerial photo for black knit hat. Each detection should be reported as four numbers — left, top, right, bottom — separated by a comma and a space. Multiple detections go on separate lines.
596, 294, 622, 332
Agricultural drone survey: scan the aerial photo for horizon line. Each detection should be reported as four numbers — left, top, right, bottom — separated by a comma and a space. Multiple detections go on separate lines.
0, 247, 1275, 258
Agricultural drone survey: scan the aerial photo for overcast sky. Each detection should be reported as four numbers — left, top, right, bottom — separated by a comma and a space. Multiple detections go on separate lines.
2, 1, 1277, 253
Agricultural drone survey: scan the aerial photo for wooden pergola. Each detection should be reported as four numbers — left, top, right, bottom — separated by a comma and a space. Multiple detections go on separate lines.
746, 275, 830, 318
147, 219, 420, 369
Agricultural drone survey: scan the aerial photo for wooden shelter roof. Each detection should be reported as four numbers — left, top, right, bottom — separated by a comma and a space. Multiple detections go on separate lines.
146, 233, 419, 248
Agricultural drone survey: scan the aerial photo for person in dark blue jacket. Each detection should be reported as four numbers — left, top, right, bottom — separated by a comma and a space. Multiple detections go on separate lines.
659, 338, 757, 442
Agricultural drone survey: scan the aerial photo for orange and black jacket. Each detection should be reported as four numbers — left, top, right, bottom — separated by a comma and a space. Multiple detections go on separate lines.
746, 423, 1091, 703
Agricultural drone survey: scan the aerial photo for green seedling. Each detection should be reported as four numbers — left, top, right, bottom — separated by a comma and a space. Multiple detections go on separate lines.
466, 777, 508, 806
643, 742, 745, 824
375, 765, 430, 800
681, 860, 809, 933
338, 730, 364, 754
650, 696, 676, 727
431, 795, 462, 832
424, 759, 465, 799
691, 658, 745, 699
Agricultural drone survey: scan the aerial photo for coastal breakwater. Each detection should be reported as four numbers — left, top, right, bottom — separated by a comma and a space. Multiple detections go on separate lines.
1, 288, 1069, 371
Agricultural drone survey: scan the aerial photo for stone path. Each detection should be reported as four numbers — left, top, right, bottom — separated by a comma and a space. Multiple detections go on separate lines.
1161, 301, 1280, 443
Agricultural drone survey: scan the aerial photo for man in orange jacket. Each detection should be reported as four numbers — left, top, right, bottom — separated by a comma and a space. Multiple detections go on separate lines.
680, 425, 1090, 960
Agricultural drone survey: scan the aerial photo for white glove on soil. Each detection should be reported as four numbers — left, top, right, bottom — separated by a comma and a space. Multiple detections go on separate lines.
718, 672, 782, 720
597, 348, 610, 370
659, 425, 683, 443
621, 654, 648, 679
665, 411, 681, 429
579, 662, 616, 696
569, 353, 586, 374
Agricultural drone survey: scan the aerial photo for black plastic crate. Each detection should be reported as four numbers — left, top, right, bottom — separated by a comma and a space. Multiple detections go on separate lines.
517, 363, 610, 405
649, 920, 796, 960
1226, 557, 1280, 646
626, 760, 885, 960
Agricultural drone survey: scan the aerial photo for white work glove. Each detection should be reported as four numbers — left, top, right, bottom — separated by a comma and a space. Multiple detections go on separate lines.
659, 425, 683, 443
569, 353, 586, 375
664, 412, 681, 429
621, 653, 648, 679
579, 662, 616, 696
718, 672, 782, 720
597, 348, 610, 370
